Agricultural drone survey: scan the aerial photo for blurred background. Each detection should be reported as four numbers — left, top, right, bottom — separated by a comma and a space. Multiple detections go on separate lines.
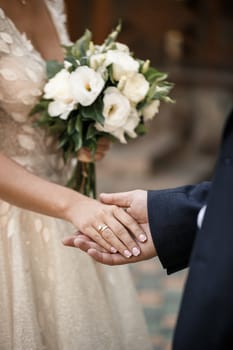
65, 1, 233, 349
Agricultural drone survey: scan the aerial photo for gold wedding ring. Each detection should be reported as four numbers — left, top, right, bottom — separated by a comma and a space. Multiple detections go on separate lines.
97, 224, 109, 234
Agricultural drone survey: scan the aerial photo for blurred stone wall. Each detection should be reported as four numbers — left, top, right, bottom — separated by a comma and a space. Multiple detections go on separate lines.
65, 0, 233, 185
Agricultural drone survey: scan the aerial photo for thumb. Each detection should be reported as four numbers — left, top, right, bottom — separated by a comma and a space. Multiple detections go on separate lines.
99, 191, 132, 207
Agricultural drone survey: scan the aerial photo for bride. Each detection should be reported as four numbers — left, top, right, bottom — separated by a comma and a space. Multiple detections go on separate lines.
0, 0, 152, 349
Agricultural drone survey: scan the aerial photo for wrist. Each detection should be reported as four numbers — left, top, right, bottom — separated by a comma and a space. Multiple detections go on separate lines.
53, 185, 78, 223
59, 187, 88, 226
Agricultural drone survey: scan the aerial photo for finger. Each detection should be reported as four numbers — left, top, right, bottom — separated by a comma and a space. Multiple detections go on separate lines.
74, 238, 108, 253
113, 206, 147, 243
97, 137, 111, 146
97, 224, 134, 258
77, 149, 93, 163
99, 192, 132, 207
87, 249, 140, 266
86, 226, 118, 253
62, 235, 79, 247
96, 144, 110, 152
62, 231, 89, 247
93, 152, 105, 161
103, 215, 142, 257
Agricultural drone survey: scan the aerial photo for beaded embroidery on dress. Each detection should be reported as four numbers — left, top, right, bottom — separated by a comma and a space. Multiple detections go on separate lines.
0, 1, 152, 349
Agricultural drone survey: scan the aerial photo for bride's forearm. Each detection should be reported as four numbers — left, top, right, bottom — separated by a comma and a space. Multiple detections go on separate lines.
0, 153, 82, 222
0, 153, 147, 257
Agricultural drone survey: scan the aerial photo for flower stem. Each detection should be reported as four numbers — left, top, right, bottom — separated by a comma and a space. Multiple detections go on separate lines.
67, 161, 96, 198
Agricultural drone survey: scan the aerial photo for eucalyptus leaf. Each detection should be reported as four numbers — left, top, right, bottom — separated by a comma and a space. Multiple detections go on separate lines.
46, 60, 64, 79
144, 67, 168, 83
102, 20, 122, 51
71, 29, 92, 59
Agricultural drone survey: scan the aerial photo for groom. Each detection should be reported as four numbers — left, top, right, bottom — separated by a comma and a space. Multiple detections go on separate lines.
64, 108, 233, 349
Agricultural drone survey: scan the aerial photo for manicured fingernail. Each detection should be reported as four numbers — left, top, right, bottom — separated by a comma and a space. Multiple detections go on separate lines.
124, 250, 132, 258
132, 247, 140, 256
111, 247, 117, 253
74, 239, 80, 246
139, 234, 147, 242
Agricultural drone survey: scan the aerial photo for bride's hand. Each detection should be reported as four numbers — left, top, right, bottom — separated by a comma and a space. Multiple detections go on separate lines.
77, 137, 110, 162
64, 195, 147, 258
63, 224, 156, 264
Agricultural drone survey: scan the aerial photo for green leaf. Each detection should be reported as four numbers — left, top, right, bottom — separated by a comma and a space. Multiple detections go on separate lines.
58, 136, 69, 149
80, 99, 104, 125
84, 139, 98, 156
72, 132, 83, 151
71, 29, 92, 59
67, 117, 76, 135
135, 122, 147, 136
29, 99, 50, 116
46, 60, 64, 79
86, 124, 98, 139
64, 56, 79, 70
75, 115, 83, 133
144, 67, 167, 82
102, 20, 122, 51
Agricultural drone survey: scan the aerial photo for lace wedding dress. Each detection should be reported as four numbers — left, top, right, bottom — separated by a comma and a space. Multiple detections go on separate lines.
0, 1, 152, 349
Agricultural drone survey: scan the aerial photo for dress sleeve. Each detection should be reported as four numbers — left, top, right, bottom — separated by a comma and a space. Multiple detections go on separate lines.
147, 181, 211, 274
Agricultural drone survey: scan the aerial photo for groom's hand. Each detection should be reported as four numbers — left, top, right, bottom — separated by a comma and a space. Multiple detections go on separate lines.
99, 190, 148, 224
63, 224, 157, 266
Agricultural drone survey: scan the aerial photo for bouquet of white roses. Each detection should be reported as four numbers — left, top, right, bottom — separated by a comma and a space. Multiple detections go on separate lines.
31, 22, 174, 198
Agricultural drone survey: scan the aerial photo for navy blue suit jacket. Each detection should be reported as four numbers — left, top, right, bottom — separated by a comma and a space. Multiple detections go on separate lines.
148, 108, 233, 349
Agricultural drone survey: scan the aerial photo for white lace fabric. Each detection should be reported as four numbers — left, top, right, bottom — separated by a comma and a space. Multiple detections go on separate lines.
0, 2, 152, 349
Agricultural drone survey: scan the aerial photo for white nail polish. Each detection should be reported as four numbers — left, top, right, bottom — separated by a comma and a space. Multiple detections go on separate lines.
124, 250, 132, 258
132, 247, 140, 256
139, 234, 147, 242
111, 247, 117, 253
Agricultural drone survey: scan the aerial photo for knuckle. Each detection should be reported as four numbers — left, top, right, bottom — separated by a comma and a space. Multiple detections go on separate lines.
81, 222, 90, 232
117, 227, 127, 238
102, 230, 112, 241
93, 233, 101, 242
124, 216, 134, 227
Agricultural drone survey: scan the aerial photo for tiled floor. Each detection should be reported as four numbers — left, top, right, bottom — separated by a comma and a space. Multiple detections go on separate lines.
130, 260, 187, 349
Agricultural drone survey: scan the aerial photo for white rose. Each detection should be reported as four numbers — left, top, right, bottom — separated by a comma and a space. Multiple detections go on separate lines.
44, 69, 76, 120
48, 100, 76, 120
124, 107, 140, 138
95, 87, 131, 143
110, 108, 140, 143
105, 50, 139, 81
142, 100, 160, 121
119, 72, 149, 104
43, 69, 72, 102
70, 66, 105, 106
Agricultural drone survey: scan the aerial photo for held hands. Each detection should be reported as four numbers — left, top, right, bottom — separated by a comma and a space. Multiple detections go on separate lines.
66, 195, 147, 258
67, 140, 147, 258
63, 223, 156, 265
63, 190, 157, 264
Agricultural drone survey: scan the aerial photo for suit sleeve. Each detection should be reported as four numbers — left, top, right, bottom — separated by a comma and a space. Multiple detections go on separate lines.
147, 182, 211, 274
